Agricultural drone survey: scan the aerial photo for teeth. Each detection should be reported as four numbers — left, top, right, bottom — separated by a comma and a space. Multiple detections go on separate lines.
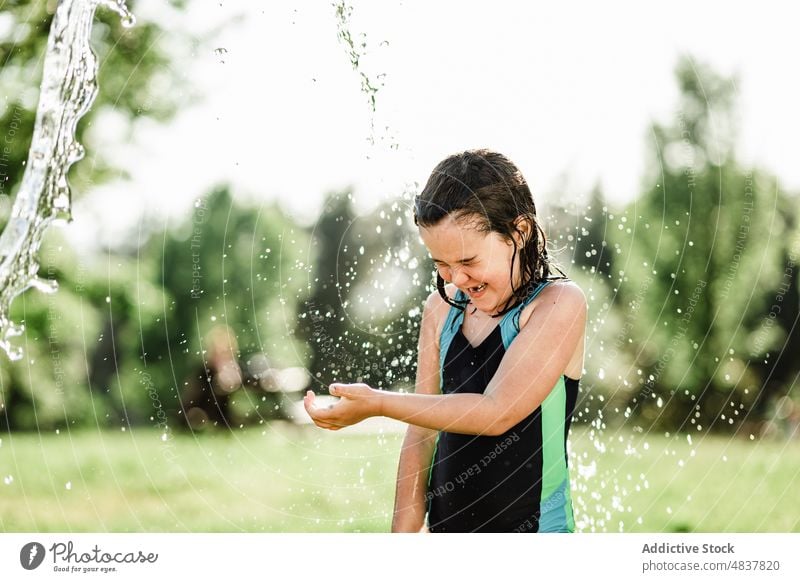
470, 284, 486, 293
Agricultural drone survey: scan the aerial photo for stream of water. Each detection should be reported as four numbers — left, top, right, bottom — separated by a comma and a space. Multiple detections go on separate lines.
0, 0, 134, 360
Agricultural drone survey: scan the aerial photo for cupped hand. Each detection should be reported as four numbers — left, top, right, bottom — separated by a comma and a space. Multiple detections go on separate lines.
303, 383, 383, 430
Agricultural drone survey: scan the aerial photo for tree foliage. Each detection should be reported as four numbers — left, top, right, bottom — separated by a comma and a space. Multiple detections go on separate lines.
610, 57, 798, 432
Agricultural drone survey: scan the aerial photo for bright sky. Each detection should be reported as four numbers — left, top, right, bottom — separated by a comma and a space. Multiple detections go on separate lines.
71, 0, 800, 247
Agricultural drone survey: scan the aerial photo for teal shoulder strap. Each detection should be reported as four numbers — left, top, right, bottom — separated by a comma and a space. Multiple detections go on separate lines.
438, 281, 556, 378
438, 289, 467, 388
499, 279, 553, 349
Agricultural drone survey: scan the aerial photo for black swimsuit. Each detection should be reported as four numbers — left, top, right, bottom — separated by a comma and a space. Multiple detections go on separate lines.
426, 282, 579, 533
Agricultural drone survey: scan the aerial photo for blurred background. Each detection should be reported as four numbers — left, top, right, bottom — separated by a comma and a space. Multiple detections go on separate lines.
0, 0, 798, 532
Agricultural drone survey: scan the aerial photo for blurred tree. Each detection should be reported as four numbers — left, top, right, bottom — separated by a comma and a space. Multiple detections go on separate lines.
546, 184, 615, 281
344, 198, 430, 390
0, 0, 190, 430
612, 56, 798, 432
747, 207, 800, 422
0, 0, 188, 197
0, 227, 167, 430
295, 191, 357, 390
132, 186, 309, 431
296, 192, 430, 393
574, 184, 615, 279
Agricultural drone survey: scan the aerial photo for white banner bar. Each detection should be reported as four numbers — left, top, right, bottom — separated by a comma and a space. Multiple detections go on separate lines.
1, 533, 798, 581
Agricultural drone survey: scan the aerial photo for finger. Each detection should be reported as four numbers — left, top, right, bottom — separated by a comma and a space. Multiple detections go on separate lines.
303, 392, 331, 420
329, 383, 353, 397
302, 391, 314, 414
303, 390, 321, 411
305, 400, 337, 424
308, 410, 332, 427
312, 417, 343, 430
310, 405, 334, 421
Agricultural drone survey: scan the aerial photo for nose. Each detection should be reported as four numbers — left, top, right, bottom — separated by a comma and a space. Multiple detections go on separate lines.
450, 266, 470, 287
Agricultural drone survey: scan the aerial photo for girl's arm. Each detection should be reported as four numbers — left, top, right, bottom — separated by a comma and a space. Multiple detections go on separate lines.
305, 282, 586, 436
391, 291, 444, 532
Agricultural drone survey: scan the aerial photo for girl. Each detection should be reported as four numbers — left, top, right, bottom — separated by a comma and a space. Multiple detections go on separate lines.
304, 149, 586, 533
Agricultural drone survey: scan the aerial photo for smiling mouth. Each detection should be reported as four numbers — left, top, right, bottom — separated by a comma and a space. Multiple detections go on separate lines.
468, 283, 487, 293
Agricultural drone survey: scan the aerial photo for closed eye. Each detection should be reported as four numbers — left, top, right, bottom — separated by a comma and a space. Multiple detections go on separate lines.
432, 256, 478, 266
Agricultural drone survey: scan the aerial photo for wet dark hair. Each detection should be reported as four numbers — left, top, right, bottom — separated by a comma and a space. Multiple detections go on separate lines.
413, 148, 566, 317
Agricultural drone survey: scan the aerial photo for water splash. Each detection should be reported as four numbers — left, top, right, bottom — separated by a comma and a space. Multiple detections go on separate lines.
332, 1, 394, 149
0, 0, 134, 360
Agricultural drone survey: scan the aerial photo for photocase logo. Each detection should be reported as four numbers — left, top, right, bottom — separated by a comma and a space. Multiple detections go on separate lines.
20, 542, 46, 570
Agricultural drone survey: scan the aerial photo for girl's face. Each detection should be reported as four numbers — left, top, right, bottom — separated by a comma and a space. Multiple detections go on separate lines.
418, 214, 525, 316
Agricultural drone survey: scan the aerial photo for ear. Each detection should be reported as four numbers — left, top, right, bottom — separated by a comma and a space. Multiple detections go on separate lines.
512, 217, 532, 248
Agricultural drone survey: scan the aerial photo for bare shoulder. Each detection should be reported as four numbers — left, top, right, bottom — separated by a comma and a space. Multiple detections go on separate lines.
536, 279, 587, 307
423, 284, 458, 338
519, 279, 587, 329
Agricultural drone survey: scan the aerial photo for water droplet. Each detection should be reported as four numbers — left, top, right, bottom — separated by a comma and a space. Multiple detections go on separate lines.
578, 461, 597, 478
102, 0, 137, 28
66, 142, 85, 164
0, 339, 23, 361
28, 277, 58, 294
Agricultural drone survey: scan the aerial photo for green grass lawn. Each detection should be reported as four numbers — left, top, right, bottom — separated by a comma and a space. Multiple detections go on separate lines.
1, 423, 798, 532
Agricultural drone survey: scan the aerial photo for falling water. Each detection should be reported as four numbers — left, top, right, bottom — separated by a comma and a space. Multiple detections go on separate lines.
0, 0, 134, 360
